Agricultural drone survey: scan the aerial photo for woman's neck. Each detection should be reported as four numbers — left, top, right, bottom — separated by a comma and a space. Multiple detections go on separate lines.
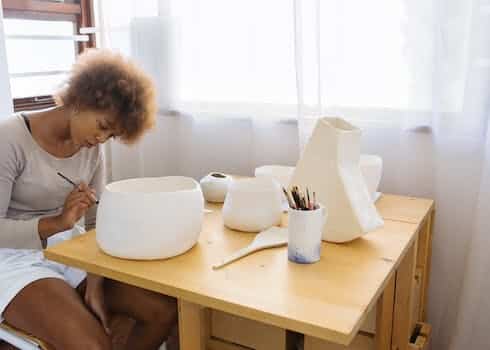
29, 106, 73, 142
27, 106, 80, 157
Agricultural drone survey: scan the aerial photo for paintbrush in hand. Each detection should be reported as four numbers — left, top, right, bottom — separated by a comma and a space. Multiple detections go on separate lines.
57, 172, 99, 204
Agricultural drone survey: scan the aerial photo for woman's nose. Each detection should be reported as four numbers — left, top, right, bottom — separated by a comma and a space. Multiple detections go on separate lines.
96, 130, 113, 143
95, 134, 106, 143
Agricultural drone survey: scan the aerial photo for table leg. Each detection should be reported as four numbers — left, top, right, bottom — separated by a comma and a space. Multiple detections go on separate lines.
178, 299, 210, 350
418, 211, 434, 321
391, 240, 418, 350
375, 274, 395, 350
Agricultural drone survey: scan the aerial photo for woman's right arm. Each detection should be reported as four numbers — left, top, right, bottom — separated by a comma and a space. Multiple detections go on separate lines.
0, 142, 95, 249
0, 142, 43, 249
1, 182, 95, 249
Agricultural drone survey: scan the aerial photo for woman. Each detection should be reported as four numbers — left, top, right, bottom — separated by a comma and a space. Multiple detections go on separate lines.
0, 49, 178, 350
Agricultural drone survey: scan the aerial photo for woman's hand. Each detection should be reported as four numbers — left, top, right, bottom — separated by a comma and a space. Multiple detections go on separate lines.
38, 182, 96, 241
58, 182, 97, 231
84, 274, 111, 335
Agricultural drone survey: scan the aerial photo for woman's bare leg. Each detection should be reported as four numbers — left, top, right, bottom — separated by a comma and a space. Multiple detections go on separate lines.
2, 278, 111, 350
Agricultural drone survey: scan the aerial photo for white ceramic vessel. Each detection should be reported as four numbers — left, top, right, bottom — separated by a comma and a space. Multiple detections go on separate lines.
254, 165, 295, 210
254, 165, 294, 188
360, 155, 383, 201
222, 178, 283, 233
96, 176, 204, 260
200, 172, 232, 203
291, 117, 384, 243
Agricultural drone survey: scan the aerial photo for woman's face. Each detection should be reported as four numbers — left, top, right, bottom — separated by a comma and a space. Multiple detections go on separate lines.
70, 110, 119, 148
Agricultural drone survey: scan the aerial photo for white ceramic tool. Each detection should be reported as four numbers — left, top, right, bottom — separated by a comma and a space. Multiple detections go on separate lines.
212, 227, 288, 269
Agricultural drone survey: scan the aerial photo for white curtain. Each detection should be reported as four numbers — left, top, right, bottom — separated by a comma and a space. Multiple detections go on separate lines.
0, 2, 13, 119
95, 1, 490, 348
294, 1, 490, 349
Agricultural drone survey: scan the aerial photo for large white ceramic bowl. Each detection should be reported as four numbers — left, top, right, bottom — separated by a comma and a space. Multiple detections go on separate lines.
96, 176, 204, 260
222, 177, 282, 233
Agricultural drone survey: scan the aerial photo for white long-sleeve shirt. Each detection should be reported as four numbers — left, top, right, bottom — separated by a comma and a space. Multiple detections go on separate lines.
0, 114, 105, 249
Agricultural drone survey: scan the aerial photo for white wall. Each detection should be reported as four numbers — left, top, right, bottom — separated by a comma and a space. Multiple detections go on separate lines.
0, 3, 13, 118
111, 113, 435, 200
111, 114, 300, 181
174, 115, 299, 179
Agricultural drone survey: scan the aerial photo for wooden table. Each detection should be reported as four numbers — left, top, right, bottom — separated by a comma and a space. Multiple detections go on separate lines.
45, 194, 434, 350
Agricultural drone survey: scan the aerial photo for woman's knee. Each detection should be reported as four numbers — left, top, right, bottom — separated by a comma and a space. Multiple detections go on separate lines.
143, 295, 178, 327
105, 280, 178, 329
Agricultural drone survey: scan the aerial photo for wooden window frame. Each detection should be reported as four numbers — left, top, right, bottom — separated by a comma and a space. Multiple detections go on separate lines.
2, 0, 96, 112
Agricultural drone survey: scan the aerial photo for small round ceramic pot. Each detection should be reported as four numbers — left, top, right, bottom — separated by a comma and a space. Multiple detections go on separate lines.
200, 172, 232, 203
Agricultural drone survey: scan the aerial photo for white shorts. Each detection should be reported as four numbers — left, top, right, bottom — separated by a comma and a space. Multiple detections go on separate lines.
0, 227, 87, 317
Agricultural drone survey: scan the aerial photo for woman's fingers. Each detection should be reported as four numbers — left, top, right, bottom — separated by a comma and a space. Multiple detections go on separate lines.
61, 182, 97, 229
66, 192, 93, 209
78, 182, 97, 205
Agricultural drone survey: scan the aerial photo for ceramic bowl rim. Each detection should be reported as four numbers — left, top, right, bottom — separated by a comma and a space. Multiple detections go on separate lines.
288, 205, 326, 215
105, 176, 200, 195
229, 178, 280, 193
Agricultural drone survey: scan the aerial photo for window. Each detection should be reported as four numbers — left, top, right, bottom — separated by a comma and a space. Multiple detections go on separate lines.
169, 0, 298, 111
167, 0, 468, 117
2, 0, 95, 111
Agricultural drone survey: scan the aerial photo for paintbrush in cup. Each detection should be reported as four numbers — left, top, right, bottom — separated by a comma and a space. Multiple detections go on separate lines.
282, 187, 296, 209
306, 187, 312, 210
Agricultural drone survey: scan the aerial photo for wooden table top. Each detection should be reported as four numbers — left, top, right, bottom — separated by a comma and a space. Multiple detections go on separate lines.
45, 194, 433, 345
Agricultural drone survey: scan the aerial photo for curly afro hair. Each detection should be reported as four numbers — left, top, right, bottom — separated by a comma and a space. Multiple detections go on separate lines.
55, 49, 157, 144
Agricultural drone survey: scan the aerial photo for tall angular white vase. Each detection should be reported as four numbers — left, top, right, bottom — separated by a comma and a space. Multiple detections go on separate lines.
290, 117, 384, 243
